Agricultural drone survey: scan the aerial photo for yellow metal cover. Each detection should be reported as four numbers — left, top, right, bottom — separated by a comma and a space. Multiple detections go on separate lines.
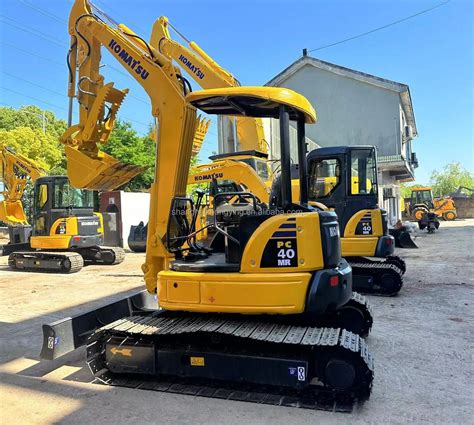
186, 87, 317, 123
64, 145, 145, 191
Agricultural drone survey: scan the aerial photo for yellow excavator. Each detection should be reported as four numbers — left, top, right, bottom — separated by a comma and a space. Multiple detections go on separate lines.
183, 146, 406, 295
1, 145, 125, 271
41, 0, 375, 411
145, 18, 405, 295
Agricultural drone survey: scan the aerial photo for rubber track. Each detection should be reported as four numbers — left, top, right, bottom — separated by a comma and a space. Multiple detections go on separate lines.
101, 246, 125, 265
86, 246, 126, 265
86, 312, 374, 413
8, 251, 83, 273
349, 260, 403, 296
347, 292, 374, 335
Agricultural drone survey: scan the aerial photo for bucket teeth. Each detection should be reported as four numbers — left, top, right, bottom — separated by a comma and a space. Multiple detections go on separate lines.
192, 115, 211, 156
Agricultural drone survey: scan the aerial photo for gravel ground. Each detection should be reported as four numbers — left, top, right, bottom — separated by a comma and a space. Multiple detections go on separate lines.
0, 219, 473, 424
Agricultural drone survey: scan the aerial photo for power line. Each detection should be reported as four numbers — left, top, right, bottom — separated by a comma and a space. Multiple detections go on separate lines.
94, 0, 149, 35
0, 86, 68, 111
0, 41, 149, 106
0, 15, 67, 48
2, 71, 65, 97
308, 0, 451, 53
0, 41, 64, 67
16, 0, 67, 25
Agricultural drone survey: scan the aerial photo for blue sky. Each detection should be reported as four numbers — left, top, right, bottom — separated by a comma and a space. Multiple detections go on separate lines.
0, 0, 472, 184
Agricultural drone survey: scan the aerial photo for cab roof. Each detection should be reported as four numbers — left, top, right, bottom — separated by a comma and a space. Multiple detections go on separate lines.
186, 87, 317, 124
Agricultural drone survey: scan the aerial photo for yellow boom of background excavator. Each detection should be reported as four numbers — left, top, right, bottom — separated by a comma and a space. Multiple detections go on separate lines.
0, 145, 44, 225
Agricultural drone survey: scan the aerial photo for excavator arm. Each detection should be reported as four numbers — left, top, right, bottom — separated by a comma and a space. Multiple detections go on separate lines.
65, 0, 199, 292
150, 17, 268, 154
0, 145, 45, 225
188, 159, 270, 203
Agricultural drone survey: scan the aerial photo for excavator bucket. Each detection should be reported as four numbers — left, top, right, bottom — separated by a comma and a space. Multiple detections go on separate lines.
62, 82, 145, 190
65, 145, 145, 191
0, 200, 28, 225
389, 228, 418, 249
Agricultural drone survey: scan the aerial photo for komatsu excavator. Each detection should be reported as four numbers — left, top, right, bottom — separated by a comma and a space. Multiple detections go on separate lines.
1, 146, 124, 271
41, 0, 375, 410
184, 146, 405, 295
145, 17, 404, 295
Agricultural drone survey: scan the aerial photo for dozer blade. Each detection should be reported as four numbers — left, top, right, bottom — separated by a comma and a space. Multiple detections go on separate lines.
0, 200, 28, 225
65, 145, 145, 191
389, 229, 418, 249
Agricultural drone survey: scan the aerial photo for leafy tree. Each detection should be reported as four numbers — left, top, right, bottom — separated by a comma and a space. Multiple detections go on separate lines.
0, 105, 66, 139
102, 120, 155, 191
0, 126, 62, 171
429, 162, 474, 196
0, 106, 65, 171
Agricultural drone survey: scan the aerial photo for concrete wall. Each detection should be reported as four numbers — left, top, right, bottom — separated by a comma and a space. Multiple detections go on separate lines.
453, 197, 474, 218
268, 64, 402, 157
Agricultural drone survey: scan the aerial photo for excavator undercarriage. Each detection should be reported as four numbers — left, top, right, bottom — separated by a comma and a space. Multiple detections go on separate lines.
86, 309, 374, 412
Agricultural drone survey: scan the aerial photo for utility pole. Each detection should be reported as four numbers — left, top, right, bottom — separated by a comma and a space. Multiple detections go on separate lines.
20, 110, 48, 134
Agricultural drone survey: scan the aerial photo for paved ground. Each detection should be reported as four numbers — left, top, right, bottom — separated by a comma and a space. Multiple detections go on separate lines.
0, 220, 473, 424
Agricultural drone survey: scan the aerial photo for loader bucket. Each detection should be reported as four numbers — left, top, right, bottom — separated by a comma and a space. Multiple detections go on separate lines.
389, 228, 418, 249
0, 200, 28, 225
65, 145, 145, 191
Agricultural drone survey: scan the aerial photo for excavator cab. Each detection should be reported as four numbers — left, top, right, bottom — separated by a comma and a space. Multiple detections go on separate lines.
307, 146, 382, 237
30, 176, 97, 241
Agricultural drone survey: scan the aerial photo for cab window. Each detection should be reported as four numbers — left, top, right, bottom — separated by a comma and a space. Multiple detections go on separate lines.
35, 184, 48, 210
350, 149, 377, 196
414, 190, 432, 203
308, 158, 341, 199
255, 160, 270, 181
53, 179, 93, 208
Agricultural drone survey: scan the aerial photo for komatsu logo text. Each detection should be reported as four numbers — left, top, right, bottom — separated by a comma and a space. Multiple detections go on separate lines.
109, 39, 149, 80
178, 54, 205, 80
193, 172, 223, 181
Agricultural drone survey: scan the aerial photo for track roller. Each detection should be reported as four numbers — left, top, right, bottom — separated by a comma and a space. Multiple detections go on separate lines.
8, 251, 84, 273
78, 246, 125, 265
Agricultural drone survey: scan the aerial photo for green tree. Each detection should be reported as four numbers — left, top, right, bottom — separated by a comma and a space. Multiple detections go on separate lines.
102, 120, 155, 191
429, 162, 474, 196
0, 106, 66, 171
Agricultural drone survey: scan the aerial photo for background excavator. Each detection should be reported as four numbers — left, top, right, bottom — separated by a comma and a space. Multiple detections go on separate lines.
1, 145, 124, 271
41, 0, 375, 411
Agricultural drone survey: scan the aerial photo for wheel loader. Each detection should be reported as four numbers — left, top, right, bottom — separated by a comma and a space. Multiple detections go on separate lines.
41, 0, 375, 411
405, 187, 456, 221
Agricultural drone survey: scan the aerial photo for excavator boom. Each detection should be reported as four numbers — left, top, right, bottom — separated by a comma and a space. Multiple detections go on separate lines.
0, 145, 45, 225
151, 16, 268, 154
